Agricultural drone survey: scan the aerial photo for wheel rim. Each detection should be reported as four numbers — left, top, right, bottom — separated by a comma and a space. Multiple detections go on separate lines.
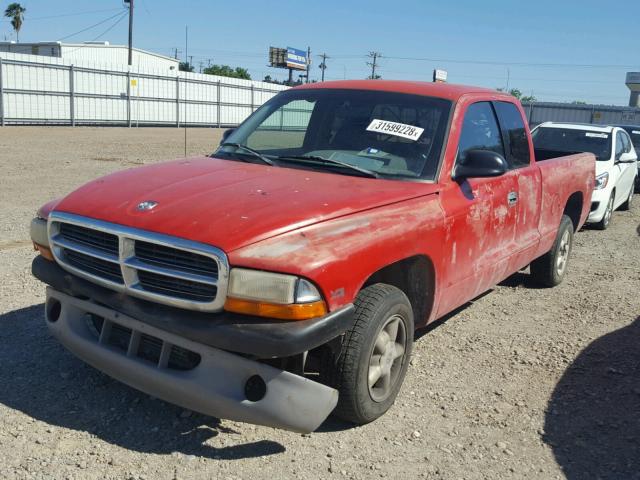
556, 229, 571, 277
603, 196, 614, 226
368, 314, 407, 403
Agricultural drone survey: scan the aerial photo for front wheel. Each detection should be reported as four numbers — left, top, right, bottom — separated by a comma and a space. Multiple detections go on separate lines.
594, 193, 614, 230
530, 214, 574, 287
320, 284, 414, 425
620, 181, 635, 211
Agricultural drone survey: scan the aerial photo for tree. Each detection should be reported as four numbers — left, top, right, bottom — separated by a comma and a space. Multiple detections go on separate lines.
4, 3, 26, 43
497, 87, 536, 103
571, 100, 587, 105
203, 64, 251, 80
179, 62, 194, 72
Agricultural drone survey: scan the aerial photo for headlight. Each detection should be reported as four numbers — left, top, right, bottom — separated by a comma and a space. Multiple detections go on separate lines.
225, 268, 326, 320
595, 172, 609, 190
30, 217, 54, 261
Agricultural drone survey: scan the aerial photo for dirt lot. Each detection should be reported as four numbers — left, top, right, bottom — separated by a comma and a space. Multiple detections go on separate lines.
1, 127, 639, 480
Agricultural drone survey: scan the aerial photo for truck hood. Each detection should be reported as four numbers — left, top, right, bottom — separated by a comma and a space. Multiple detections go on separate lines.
54, 156, 440, 252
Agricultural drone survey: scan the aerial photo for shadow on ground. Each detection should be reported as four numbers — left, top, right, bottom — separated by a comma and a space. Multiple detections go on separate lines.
544, 317, 640, 480
0, 304, 285, 460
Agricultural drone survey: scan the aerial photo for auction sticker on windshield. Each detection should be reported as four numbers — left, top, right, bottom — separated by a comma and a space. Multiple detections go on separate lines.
366, 119, 424, 141
585, 132, 608, 138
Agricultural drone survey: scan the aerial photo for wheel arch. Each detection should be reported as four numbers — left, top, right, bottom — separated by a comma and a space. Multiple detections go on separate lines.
361, 254, 435, 328
563, 191, 584, 231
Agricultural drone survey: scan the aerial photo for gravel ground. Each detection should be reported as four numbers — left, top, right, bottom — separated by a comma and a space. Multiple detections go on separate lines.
1, 127, 639, 480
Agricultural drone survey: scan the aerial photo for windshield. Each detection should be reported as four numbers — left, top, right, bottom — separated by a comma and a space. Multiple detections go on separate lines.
215, 89, 452, 180
531, 127, 612, 161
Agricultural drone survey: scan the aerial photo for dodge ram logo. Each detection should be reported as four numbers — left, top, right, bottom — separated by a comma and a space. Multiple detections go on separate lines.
136, 200, 158, 211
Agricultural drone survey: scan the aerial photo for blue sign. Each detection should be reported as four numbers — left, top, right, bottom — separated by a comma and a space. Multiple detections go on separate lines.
286, 47, 307, 70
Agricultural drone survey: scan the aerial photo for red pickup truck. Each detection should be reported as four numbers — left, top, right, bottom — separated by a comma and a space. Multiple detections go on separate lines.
30, 81, 594, 433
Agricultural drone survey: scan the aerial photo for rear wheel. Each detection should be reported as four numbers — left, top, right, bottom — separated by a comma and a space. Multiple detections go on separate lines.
320, 284, 414, 425
530, 214, 574, 287
620, 181, 635, 211
594, 193, 614, 230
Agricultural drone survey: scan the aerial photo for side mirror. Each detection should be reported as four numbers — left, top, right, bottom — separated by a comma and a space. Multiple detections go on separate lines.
453, 149, 508, 181
221, 128, 235, 143
618, 151, 637, 163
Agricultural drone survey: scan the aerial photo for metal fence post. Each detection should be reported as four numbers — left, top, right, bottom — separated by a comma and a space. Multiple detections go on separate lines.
250, 85, 254, 113
0, 57, 4, 127
126, 71, 131, 128
69, 65, 75, 127
217, 81, 221, 128
176, 76, 180, 127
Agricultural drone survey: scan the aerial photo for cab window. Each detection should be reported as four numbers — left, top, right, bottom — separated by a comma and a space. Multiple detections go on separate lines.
457, 102, 505, 164
494, 102, 531, 168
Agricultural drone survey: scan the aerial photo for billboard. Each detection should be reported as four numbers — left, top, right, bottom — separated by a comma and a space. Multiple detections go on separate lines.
269, 47, 287, 68
286, 47, 308, 71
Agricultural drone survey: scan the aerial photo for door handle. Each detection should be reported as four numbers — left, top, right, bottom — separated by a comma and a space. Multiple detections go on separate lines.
507, 191, 518, 207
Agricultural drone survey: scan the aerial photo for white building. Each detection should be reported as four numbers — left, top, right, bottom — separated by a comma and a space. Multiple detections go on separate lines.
0, 41, 179, 71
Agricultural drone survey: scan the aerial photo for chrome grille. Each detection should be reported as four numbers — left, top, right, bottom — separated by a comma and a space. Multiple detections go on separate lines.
65, 250, 124, 284
48, 212, 229, 312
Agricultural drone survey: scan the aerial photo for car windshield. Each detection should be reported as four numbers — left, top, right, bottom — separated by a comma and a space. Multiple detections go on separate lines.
531, 127, 612, 161
215, 88, 452, 180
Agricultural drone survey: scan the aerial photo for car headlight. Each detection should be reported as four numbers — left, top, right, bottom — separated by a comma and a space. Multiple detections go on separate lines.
595, 172, 609, 190
224, 268, 327, 320
30, 216, 54, 261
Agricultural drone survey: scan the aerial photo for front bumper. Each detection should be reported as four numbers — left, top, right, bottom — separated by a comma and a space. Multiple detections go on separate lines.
32, 256, 354, 359
587, 188, 611, 223
44, 287, 338, 433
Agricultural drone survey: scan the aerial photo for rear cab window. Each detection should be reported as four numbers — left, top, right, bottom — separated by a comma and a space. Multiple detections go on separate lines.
494, 102, 531, 168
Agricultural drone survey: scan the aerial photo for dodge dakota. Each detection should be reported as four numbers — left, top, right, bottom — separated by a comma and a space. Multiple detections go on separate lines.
30, 80, 595, 433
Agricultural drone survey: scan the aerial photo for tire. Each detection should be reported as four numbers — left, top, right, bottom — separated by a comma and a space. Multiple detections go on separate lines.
320, 283, 414, 425
620, 181, 635, 211
530, 214, 574, 287
593, 193, 614, 230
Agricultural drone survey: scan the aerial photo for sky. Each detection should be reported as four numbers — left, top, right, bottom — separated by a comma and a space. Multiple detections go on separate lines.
1, 0, 639, 105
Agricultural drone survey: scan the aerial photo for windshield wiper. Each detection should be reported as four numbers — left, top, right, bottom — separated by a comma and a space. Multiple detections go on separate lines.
275, 154, 379, 178
218, 142, 275, 166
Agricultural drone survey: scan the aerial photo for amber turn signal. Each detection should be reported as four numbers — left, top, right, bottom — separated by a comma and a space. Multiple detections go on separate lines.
224, 297, 327, 321
33, 243, 54, 261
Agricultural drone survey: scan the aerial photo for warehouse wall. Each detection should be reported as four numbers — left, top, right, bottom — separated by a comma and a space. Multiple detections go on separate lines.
522, 101, 640, 127
0, 52, 288, 126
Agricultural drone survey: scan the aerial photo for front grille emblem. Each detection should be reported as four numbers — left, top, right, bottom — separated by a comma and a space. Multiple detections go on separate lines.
136, 200, 158, 211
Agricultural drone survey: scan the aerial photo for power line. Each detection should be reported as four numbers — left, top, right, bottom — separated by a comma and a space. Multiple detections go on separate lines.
90, 12, 128, 43
381, 55, 638, 69
0, 8, 123, 23
56, 11, 128, 42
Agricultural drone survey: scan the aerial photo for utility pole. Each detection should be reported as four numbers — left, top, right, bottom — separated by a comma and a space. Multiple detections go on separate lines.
319, 53, 329, 82
127, 0, 134, 66
173, 48, 181, 60
367, 52, 381, 79
306, 46, 311, 83
198, 61, 204, 73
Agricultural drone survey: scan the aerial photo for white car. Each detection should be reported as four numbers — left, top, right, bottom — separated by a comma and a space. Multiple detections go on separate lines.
532, 122, 637, 229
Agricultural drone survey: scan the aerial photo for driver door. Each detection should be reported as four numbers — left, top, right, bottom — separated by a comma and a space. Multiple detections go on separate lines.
437, 101, 518, 317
